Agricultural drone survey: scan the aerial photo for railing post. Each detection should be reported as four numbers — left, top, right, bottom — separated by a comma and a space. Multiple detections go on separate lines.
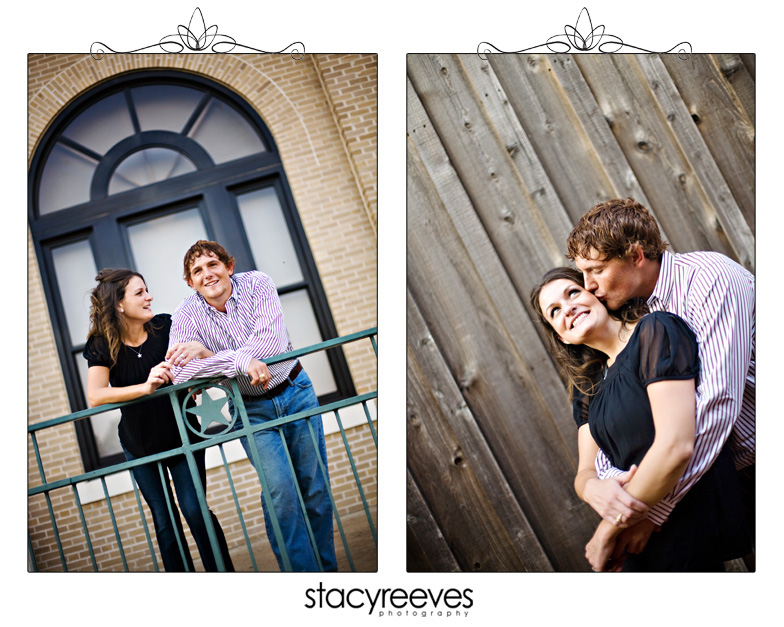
168, 388, 226, 572
227, 379, 293, 571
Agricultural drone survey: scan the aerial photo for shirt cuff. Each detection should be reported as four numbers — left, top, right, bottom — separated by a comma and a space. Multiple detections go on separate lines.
234, 350, 253, 377
647, 500, 674, 526
595, 464, 624, 480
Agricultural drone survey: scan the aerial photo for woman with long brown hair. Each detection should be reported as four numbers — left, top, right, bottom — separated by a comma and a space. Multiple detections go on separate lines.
84, 268, 234, 572
531, 267, 748, 571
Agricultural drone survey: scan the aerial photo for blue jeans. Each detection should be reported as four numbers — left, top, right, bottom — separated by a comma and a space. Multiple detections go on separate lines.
230, 369, 337, 571
123, 444, 234, 572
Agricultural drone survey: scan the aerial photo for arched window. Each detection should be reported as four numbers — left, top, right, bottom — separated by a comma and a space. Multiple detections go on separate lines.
29, 70, 355, 470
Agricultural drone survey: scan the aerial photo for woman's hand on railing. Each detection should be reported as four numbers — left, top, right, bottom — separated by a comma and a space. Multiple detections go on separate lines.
143, 361, 174, 395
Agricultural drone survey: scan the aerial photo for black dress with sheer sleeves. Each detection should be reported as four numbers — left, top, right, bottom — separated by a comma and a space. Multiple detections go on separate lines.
577, 311, 750, 571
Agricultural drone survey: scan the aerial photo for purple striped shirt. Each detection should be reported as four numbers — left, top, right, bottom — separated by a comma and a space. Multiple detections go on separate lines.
595, 250, 755, 525
168, 271, 297, 395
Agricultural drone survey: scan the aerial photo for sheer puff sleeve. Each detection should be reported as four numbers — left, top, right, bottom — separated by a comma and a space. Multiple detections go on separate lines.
636, 312, 699, 387
83, 335, 111, 369
572, 393, 590, 428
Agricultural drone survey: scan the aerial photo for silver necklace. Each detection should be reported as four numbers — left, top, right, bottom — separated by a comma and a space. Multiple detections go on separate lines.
125, 340, 145, 359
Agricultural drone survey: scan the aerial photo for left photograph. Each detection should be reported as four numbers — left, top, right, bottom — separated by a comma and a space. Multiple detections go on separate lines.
28, 53, 378, 572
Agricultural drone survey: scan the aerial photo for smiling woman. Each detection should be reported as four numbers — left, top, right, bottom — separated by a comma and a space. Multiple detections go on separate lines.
530, 267, 646, 400
118, 276, 154, 334
82, 268, 234, 572
537, 279, 610, 349
530, 267, 750, 571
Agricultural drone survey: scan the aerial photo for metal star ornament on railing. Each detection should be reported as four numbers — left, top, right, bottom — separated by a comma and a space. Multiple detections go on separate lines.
91, 7, 305, 59
183, 384, 237, 438
478, 7, 691, 59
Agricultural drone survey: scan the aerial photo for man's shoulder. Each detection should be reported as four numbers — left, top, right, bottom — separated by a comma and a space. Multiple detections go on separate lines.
233, 270, 275, 294
234, 270, 272, 284
671, 250, 752, 281
171, 292, 203, 321
674, 249, 736, 266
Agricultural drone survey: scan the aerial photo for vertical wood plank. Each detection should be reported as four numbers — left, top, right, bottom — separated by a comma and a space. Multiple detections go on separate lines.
406, 471, 460, 572
662, 54, 755, 233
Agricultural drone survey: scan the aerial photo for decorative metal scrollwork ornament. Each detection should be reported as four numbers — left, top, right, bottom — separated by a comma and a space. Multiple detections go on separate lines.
92, 7, 305, 59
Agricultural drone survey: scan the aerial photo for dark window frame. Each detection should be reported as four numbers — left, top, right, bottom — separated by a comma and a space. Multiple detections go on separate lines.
29, 70, 356, 471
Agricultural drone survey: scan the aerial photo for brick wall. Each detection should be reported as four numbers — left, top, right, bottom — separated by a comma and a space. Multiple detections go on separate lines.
27, 53, 377, 571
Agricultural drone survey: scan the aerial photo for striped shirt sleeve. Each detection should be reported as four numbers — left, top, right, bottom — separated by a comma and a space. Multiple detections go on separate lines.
646, 259, 754, 524
594, 448, 623, 479
233, 273, 291, 367
168, 304, 246, 383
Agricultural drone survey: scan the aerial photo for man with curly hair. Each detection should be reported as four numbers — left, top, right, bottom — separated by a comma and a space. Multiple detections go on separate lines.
566, 198, 755, 564
166, 240, 337, 572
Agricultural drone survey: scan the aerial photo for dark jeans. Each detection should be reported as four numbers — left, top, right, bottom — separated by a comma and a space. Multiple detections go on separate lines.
229, 369, 337, 571
123, 444, 235, 572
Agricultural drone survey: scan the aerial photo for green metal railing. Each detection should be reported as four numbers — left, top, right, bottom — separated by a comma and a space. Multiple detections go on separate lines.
28, 328, 377, 572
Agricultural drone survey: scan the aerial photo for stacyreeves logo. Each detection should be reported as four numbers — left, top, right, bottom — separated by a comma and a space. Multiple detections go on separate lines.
304, 582, 474, 618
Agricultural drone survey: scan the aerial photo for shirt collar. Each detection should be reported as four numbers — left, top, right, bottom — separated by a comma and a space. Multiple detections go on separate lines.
647, 250, 674, 308
196, 274, 240, 314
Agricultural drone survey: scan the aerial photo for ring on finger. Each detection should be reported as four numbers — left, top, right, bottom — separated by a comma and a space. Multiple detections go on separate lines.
616, 513, 623, 524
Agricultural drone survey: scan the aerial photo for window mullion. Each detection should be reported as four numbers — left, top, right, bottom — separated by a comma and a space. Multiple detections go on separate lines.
124, 88, 141, 135
91, 219, 130, 271
181, 93, 211, 136
57, 136, 103, 163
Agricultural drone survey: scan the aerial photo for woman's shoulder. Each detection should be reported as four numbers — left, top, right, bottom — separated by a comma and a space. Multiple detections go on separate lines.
84, 333, 101, 351
83, 333, 110, 365
636, 311, 694, 340
150, 313, 172, 330
634, 312, 699, 383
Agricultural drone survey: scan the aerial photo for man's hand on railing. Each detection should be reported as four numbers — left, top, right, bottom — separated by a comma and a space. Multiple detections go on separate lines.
165, 341, 215, 368
246, 358, 271, 390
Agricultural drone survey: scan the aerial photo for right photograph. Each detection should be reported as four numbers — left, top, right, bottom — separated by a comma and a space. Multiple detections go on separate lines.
406, 53, 755, 572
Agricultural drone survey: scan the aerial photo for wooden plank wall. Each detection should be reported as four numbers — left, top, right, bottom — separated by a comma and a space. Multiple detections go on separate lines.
406, 53, 755, 572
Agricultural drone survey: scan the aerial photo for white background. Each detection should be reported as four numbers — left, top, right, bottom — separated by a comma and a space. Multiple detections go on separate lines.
12, 1, 779, 625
